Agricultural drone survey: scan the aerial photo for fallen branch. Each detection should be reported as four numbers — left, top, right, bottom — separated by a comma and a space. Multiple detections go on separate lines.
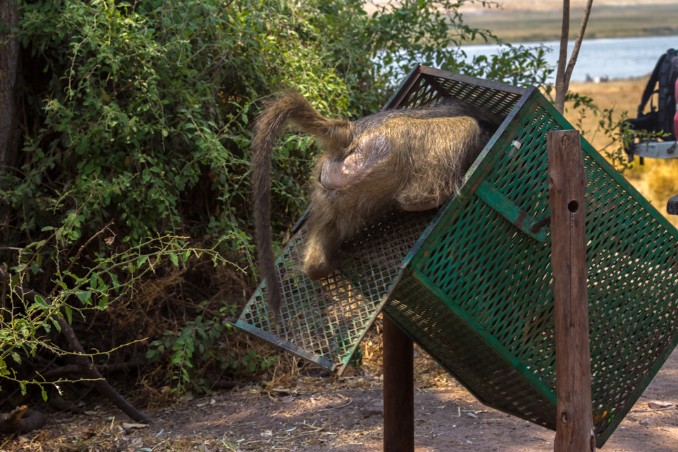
41, 357, 145, 380
0, 270, 151, 424
55, 315, 151, 423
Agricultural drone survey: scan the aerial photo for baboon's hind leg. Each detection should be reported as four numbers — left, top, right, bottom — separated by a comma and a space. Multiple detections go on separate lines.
302, 193, 343, 280
303, 223, 342, 280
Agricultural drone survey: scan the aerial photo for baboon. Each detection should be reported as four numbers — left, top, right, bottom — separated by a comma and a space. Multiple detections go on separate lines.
252, 90, 500, 318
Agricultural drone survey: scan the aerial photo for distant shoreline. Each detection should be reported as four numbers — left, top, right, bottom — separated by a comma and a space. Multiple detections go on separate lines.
461, 34, 678, 83
461, 3, 678, 44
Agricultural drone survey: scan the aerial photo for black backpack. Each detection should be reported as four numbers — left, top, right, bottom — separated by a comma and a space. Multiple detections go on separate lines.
624, 48, 678, 160
634, 49, 678, 136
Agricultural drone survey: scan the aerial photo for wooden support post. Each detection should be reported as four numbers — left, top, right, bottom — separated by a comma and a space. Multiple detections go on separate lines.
547, 130, 595, 452
383, 314, 414, 452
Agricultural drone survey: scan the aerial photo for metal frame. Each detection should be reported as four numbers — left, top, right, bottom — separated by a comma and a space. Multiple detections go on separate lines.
233, 66, 678, 447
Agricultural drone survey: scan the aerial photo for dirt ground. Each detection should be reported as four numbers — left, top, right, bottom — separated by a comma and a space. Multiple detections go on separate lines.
2, 341, 676, 452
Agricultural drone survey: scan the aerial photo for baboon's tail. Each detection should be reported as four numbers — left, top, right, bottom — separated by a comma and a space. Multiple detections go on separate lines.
251, 91, 351, 319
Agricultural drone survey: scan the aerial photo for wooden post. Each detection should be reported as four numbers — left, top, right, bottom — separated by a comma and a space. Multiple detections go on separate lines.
547, 130, 595, 452
383, 314, 414, 452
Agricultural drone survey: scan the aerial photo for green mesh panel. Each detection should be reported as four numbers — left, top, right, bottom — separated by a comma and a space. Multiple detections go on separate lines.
404, 88, 677, 447
235, 209, 437, 373
385, 279, 555, 429
234, 66, 678, 447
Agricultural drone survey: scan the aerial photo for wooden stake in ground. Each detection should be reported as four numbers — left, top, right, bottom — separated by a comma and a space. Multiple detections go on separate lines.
547, 130, 595, 452
383, 315, 414, 452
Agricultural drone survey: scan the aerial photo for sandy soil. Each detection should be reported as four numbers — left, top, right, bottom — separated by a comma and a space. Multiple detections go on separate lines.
3, 343, 675, 451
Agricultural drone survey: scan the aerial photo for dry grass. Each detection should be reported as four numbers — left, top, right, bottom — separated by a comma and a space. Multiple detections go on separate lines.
565, 78, 678, 228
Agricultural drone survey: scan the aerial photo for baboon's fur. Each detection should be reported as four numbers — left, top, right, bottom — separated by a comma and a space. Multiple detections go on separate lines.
252, 91, 500, 317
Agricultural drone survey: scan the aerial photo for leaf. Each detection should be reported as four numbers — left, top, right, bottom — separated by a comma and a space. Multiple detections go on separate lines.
34, 294, 48, 308
63, 305, 73, 324
169, 253, 179, 267
137, 255, 149, 267
76, 290, 92, 303
51, 318, 62, 333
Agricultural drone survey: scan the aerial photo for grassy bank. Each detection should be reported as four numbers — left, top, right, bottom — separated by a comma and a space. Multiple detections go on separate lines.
463, 4, 678, 43
565, 78, 678, 227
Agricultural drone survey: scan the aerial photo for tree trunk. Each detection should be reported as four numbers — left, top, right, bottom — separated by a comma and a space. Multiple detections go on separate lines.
554, 0, 571, 112
0, 0, 20, 172
0, 0, 20, 236
555, 0, 594, 113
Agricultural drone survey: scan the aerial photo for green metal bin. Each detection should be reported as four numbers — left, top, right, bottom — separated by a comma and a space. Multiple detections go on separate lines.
234, 66, 677, 447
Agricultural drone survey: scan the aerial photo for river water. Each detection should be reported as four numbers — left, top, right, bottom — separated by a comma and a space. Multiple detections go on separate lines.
462, 34, 678, 82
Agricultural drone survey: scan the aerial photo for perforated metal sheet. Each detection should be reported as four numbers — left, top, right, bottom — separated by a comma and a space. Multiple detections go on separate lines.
234, 66, 678, 447
235, 208, 438, 373
386, 83, 677, 447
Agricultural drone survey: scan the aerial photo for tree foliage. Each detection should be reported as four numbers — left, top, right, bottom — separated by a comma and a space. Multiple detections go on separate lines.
0, 0, 552, 402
